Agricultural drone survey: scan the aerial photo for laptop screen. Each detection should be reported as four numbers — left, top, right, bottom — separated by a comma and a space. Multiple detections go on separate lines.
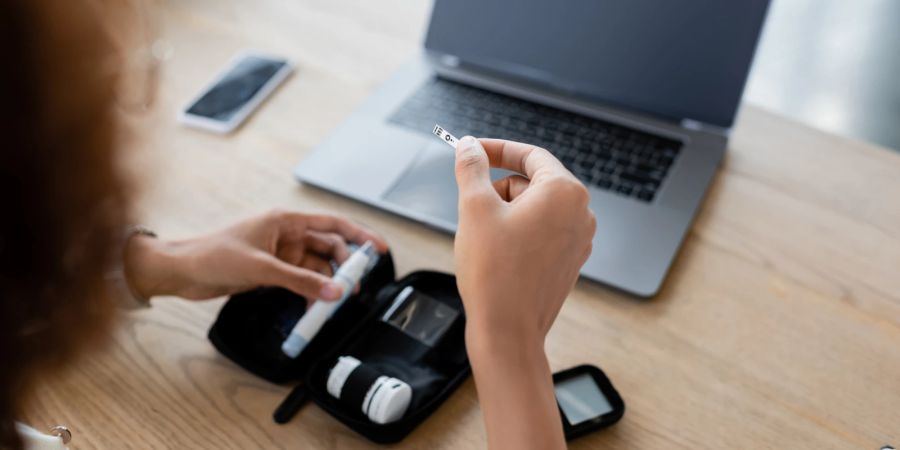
424, 0, 770, 128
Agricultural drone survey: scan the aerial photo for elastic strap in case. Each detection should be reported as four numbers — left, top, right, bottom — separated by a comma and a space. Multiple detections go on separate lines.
340, 363, 381, 413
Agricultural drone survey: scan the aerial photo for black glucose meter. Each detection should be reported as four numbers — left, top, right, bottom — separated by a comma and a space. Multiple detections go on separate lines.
553, 364, 625, 440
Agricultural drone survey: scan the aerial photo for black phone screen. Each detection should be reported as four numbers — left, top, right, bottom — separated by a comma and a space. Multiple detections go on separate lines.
186, 56, 287, 122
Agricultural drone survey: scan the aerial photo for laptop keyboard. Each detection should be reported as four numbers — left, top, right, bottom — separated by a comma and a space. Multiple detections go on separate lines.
389, 78, 683, 202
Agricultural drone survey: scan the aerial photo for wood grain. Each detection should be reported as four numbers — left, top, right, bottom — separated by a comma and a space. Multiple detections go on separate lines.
23, 0, 900, 448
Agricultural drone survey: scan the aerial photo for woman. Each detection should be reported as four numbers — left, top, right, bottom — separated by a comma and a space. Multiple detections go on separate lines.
0, 1, 594, 449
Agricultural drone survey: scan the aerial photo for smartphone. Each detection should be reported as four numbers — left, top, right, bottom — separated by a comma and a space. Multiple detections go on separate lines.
178, 51, 293, 134
553, 365, 625, 440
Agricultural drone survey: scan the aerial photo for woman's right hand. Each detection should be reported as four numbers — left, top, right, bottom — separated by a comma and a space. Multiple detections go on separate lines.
125, 210, 388, 302
453, 136, 595, 450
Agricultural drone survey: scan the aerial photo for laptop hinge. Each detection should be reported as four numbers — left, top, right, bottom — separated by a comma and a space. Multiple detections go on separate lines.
680, 118, 730, 137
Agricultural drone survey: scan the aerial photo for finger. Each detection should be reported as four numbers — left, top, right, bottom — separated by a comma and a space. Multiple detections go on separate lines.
258, 254, 344, 300
479, 138, 570, 181
455, 136, 498, 206
276, 242, 306, 265
304, 231, 352, 263
283, 212, 389, 253
299, 253, 334, 276
491, 174, 531, 202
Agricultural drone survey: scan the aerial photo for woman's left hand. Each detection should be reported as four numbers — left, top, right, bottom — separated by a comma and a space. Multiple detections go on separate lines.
124, 209, 388, 301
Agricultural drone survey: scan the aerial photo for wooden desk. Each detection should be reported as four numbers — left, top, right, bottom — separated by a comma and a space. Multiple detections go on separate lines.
23, 1, 900, 448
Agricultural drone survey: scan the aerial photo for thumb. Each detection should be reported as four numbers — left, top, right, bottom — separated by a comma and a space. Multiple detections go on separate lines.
261, 256, 343, 301
454, 136, 496, 205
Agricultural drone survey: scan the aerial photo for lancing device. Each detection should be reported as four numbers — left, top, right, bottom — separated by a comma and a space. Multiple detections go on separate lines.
281, 241, 377, 358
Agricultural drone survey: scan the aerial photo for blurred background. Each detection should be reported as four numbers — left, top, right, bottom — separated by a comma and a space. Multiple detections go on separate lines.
745, 0, 900, 152
157, 0, 900, 152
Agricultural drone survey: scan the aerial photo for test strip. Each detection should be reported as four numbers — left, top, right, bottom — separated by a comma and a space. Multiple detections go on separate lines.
432, 124, 459, 148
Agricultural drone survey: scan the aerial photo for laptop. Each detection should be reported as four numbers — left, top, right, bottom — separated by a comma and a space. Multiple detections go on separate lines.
295, 0, 771, 297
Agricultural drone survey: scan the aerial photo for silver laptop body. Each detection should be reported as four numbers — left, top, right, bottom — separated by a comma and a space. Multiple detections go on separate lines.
295, 0, 771, 297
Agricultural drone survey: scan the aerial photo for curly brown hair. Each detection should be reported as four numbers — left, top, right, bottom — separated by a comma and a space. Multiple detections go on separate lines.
0, 1, 131, 448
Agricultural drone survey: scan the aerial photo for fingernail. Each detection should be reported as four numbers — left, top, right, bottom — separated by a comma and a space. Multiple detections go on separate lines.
319, 282, 342, 300
457, 136, 477, 153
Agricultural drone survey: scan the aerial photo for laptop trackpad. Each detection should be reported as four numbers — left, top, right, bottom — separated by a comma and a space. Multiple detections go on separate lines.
382, 143, 512, 227
382, 143, 460, 225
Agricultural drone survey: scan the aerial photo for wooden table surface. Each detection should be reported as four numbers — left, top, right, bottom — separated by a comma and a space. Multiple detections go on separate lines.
23, 0, 900, 448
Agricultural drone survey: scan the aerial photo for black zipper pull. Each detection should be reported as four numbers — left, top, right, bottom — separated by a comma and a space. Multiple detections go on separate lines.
273, 383, 310, 424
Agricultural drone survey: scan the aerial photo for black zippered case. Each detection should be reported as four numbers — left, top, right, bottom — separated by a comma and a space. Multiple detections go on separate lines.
207, 251, 470, 444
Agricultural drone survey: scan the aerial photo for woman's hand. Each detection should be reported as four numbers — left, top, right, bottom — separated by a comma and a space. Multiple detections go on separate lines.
453, 136, 595, 450
455, 136, 595, 345
124, 210, 388, 301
